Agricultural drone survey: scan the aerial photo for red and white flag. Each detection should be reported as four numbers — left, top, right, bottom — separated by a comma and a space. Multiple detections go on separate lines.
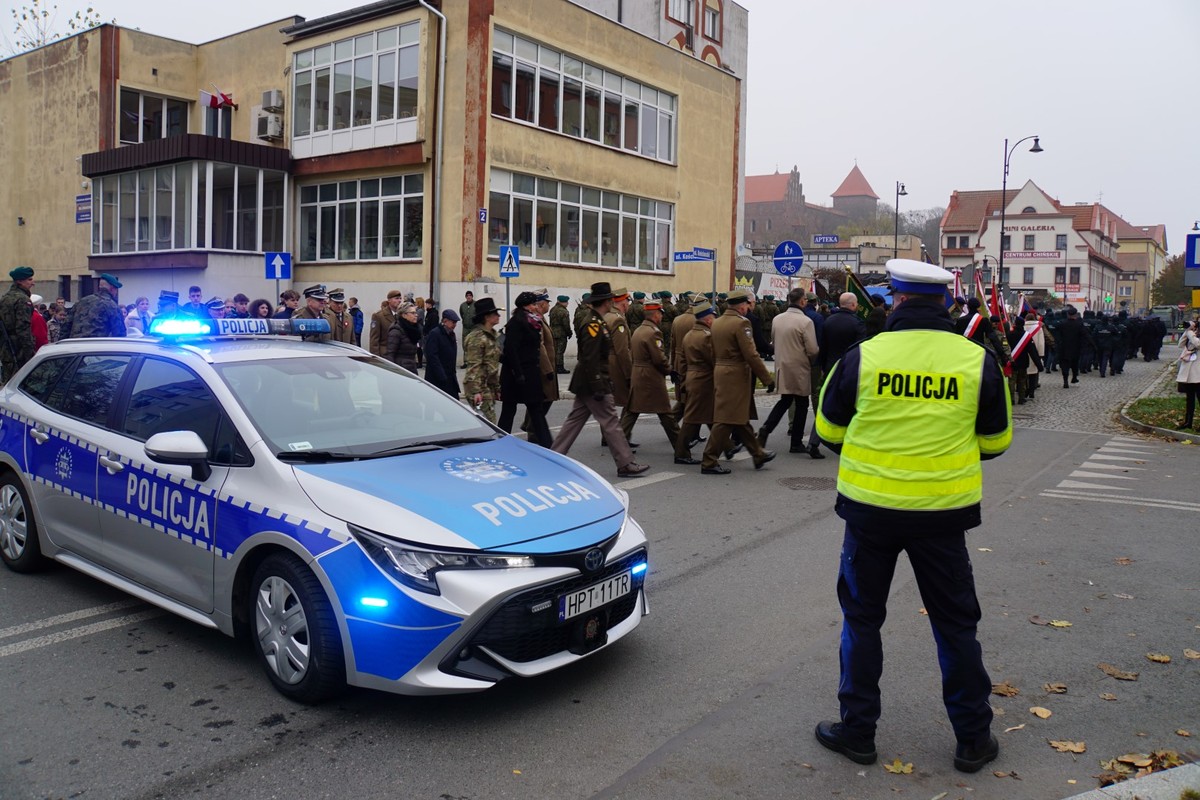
1010, 318, 1043, 364
952, 269, 963, 301
200, 88, 235, 109
962, 312, 983, 339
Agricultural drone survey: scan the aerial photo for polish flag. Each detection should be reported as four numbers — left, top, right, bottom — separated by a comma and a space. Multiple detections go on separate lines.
200, 89, 235, 109
1010, 318, 1043, 363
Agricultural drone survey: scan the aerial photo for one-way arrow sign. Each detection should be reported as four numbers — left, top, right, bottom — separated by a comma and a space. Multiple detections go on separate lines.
265, 251, 292, 280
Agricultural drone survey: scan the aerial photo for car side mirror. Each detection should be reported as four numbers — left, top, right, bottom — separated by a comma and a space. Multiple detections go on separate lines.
145, 430, 212, 482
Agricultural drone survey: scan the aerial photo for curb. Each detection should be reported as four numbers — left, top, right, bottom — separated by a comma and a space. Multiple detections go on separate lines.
1058, 762, 1200, 800
1117, 364, 1200, 444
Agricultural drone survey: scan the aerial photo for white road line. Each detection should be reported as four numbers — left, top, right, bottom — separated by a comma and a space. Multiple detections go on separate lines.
1055, 479, 1134, 491
0, 610, 165, 658
1078, 462, 1146, 471
1069, 470, 1139, 481
0, 599, 143, 641
615, 471, 683, 490
1097, 446, 1156, 454
1039, 490, 1200, 512
1087, 454, 1148, 462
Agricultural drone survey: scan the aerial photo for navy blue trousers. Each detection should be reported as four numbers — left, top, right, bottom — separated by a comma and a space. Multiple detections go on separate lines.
836, 523, 993, 745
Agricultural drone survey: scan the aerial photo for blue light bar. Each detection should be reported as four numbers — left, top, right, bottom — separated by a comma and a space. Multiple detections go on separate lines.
631, 562, 648, 576
359, 597, 389, 608
147, 316, 332, 338
149, 318, 213, 336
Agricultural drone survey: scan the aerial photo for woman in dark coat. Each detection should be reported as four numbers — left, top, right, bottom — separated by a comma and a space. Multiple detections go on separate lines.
497, 292, 552, 447
386, 303, 422, 373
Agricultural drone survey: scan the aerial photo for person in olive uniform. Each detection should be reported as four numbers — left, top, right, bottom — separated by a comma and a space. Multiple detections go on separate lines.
0, 266, 37, 382
626, 291, 645, 329
291, 285, 332, 342
65, 273, 126, 339
549, 294, 573, 373
673, 300, 717, 464
573, 292, 592, 331
463, 298, 503, 422
669, 297, 699, 425
325, 288, 356, 344
551, 283, 649, 477
620, 300, 681, 448
700, 290, 776, 473
602, 289, 636, 448
370, 290, 403, 356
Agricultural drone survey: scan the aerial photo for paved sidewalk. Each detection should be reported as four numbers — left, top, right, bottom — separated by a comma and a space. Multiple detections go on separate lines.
1061, 762, 1200, 800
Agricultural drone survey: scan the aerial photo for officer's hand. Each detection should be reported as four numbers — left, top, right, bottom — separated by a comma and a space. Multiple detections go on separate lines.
766, 382, 776, 393
670, 371, 681, 385
473, 393, 483, 406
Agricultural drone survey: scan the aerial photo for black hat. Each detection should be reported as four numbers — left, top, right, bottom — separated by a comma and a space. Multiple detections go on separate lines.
588, 282, 616, 302
514, 291, 540, 308
472, 297, 503, 322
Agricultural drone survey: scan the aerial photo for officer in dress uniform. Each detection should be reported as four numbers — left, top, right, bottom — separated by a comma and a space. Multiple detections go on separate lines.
325, 288, 356, 344
673, 300, 717, 464
602, 288, 637, 448
292, 285, 331, 342
700, 290, 776, 473
620, 300, 681, 449
813, 259, 1011, 774
669, 296, 699, 426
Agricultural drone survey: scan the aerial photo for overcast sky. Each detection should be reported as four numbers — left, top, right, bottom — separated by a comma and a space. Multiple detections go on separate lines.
17, 0, 1196, 254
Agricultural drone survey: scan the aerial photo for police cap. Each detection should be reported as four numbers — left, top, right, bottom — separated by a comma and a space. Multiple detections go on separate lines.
885, 259, 952, 295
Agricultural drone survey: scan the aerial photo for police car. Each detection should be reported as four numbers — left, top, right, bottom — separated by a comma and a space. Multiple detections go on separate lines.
0, 317, 648, 702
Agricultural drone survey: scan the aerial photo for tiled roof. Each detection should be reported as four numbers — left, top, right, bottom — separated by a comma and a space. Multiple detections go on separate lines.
1113, 218, 1167, 249
831, 165, 879, 199
941, 190, 1005, 231
745, 172, 791, 204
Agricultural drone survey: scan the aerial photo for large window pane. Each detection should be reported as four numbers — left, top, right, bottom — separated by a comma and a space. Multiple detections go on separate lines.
638, 219, 655, 270
656, 222, 670, 270
603, 93, 620, 147
119, 89, 140, 144
559, 205, 579, 264
143, 97, 163, 142
319, 206, 336, 259
535, 198, 558, 260
196, 165, 207, 248
377, 52, 396, 121
237, 167, 258, 251
333, 61, 353, 129
487, 191, 508, 257
402, 197, 422, 258
623, 101, 639, 151
640, 105, 657, 158
137, 169, 152, 251
353, 57, 373, 126
562, 78, 582, 137
491, 52, 512, 117
382, 200, 401, 257
338, 202, 357, 259
397, 46, 419, 118
538, 70, 559, 131
166, 99, 187, 138
300, 206, 318, 261
620, 216, 636, 268
118, 173, 136, 252
583, 86, 601, 142
155, 167, 173, 250
91, 184, 100, 253
658, 111, 672, 161
512, 197, 533, 252
581, 210, 599, 265
294, 71, 312, 137
211, 164, 235, 250
513, 60, 536, 123
360, 200, 379, 259
314, 67, 331, 132
102, 177, 117, 253
601, 212, 618, 267
262, 171, 284, 252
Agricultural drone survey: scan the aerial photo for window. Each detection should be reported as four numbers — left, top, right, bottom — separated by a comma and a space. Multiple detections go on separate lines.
490, 30, 676, 164
53, 355, 132, 426
1118, 285, 1132, 297
1069, 267, 1080, 284
1056, 233, 1068, 250
90, 163, 286, 256
1023, 267, 1034, 284
489, 169, 672, 272
1024, 234, 1035, 251
298, 174, 424, 262
1054, 267, 1066, 285
1000, 268, 1010, 285
959, 236, 971, 249
1000, 234, 1011, 251
20, 357, 74, 404
946, 236, 955, 249
204, 106, 232, 140
668, 0, 695, 24
702, 0, 721, 41
291, 21, 420, 139
119, 89, 188, 145
1021, 206, 1037, 213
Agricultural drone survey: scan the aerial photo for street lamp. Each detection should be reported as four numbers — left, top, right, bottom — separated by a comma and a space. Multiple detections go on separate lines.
893, 181, 907, 260
998, 135, 1043, 296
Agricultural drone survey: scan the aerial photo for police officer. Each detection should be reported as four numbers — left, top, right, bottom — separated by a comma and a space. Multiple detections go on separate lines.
293, 285, 331, 342
325, 288, 356, 344
463, 297, 502, 422
549, 294, 573, 373
813, 259, 1011, 774
0, 266, 36, 382
700, 290, 776, 473
66, 273, 126, 339
621, 300, 681, 449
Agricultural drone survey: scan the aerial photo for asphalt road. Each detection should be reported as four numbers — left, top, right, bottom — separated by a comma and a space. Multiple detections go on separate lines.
1, 356, 1197, 800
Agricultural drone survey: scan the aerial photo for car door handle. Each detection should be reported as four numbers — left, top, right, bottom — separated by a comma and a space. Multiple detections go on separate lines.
99, 455, 125, 474
29, 428, 48, 444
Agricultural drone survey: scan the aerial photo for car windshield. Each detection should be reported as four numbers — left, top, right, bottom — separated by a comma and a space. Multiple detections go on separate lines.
215, 355, 497, 458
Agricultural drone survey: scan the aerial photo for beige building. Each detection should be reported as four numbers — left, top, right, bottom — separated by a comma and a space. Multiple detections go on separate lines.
0, 0, 746, 309
1113, 219, 1167, 314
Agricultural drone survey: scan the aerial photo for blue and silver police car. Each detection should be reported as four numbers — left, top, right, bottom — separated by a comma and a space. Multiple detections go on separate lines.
0, 317, 648, 702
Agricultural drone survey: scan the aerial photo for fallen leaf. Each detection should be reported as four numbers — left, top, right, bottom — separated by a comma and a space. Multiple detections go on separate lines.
882, 758, 913, 774
1100, 692, 1118, 701
993, 771, 1007, 778
1004, 724, 1026, 733
1116, 753, 1152, 767
1067, 779, 1077, 784
991, 769, 1021, 779
1030, 706, 1052, 719
1114, 593, 1134, 600
1049, 619, 1073, 628
801, 762, 814, 769
1184, 648, 1200, 660
918, 607, 928, 615
977, 547, 992, 552
512, 769, 522, 775
1044, 683, 1068, 694
1177, 730, 1191, 737
1098, 662, 1139, 681
1114, 557, 1134, 565
992, 681, 1021, 697
992, 707, 1005, 716
1049, 740, 1086, 753
1145, 652, 1172, 664
930, 793, 948, 800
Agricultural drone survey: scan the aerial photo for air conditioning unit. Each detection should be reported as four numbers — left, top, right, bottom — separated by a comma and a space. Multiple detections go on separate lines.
262, 89, 284, 112
256, 112, 284, 141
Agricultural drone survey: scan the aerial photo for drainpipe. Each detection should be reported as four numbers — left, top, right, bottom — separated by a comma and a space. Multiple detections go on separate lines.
418, 0, 446, 302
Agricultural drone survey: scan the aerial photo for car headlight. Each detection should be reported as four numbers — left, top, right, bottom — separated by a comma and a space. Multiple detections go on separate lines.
350, 525, 535, 594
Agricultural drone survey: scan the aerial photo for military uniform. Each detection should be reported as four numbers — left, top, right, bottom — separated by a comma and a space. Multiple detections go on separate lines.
620, 316, 680, 447
370, 300, 400, 356
293, 305, 331, 342
0, 279, 35, 382
66, 288, 126, 340
604, 309, 633, 408
669, 307, 697, 422
549, 298, 572, 373
676, 306, 716, 461
325, 291, 355, 345
463, 327, 501, 422
700, 298, 775, 470
625, 294, 645, 330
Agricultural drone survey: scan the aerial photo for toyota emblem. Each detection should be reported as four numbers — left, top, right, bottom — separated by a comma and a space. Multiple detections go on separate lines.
583, 548, 605, 572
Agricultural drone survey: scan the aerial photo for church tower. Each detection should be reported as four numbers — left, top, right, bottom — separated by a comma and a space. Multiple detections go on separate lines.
831, 164, 879, 223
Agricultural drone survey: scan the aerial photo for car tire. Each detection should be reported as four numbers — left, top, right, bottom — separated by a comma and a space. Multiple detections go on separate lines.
0, 473, 47, 573
249, 552, 345, 704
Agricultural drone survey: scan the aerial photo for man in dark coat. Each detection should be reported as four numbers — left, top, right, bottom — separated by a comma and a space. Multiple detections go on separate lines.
498, 293, 552, 447
423, 309, 461, 398
821, 292, 867, 373
1055, 306, 1090, 387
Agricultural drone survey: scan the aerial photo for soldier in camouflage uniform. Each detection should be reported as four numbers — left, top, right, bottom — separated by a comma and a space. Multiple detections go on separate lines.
0, 266, 37, 382
65, 273, 126, 340
549, 294, 572, 374
657, 290, 675, 361
626, 291, 646, 329
462, 298, 502, 422
573, 293, 592, 331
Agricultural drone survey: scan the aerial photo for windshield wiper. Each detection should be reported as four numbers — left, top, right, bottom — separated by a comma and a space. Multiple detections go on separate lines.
276, 450, 363, 462
365, 435, 499, 458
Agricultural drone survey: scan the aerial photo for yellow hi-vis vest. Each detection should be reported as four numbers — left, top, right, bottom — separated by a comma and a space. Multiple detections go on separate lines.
820, 329, 1011, 511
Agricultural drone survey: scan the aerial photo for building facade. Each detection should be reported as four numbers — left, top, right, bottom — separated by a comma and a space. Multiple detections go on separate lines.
743, 164, 881, 253
0, 0, 746, 308
1113, 219, 1167, 314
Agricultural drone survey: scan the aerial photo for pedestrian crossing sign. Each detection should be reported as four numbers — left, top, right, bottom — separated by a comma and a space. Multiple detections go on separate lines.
499, 245, 520, 278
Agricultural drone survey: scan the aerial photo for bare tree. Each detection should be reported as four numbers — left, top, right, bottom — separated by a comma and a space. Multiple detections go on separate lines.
5, 1, 108, 56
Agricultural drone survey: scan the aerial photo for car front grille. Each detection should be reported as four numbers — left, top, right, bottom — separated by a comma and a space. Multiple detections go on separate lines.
449, 549, 647, 673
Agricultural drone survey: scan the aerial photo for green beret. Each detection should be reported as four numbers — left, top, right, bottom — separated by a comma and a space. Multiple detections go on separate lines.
717, 292, 728, 300
581, 293, 591, 301
557, 294, 570, 302
99, 273, 122, 288
657, 290, 671, 298
633, 291, 646, 300
704, 292, 714, 299
9, 266, 34, 281
763, 294, 774, 300
680, 291, 693, 298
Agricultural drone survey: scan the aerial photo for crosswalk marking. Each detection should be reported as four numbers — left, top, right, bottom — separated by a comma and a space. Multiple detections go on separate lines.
0, 610, 164, 659
1086, 454, 1148, 462
1073, 462, 1145, 471
1069, 470, 1138, 481
1055, 479, 1134, 491
615, 471, 683, 490
1039, 490, 1200, 513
